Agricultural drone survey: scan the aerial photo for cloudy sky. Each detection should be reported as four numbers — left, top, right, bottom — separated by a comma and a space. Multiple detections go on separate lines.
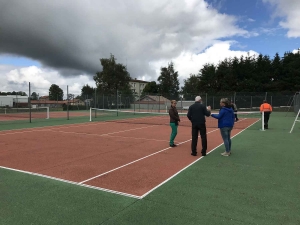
0, 0, 299, 97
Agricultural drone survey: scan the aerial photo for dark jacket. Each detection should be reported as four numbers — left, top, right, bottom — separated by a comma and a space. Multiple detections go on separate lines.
211, 106, 234, 128
187, 102, 211, 125
169, 106, 180, 125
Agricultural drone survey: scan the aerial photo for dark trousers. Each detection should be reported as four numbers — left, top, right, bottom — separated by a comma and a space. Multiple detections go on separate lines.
264, 112, 271, 129
191, 124, 207, 154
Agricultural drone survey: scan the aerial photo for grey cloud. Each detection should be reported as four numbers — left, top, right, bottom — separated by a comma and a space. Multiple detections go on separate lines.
0, 0, 247, 79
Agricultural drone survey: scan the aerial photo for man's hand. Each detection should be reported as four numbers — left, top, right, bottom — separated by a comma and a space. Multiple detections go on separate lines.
207, 106, 211, 111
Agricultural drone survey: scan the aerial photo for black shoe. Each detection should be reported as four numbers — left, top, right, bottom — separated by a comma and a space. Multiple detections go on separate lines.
191, 152, 197, 156
202, 153, 206, 156
170, 144, 177, 147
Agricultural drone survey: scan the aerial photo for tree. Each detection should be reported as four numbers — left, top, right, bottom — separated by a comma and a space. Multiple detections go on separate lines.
157, 62, 180, 100
141, 81, 159, 95
94, 54, 132, 95
31, 92, 38, 100
67, 94, 75, 100
181, 74, 200, 100
81, 84, 95, 99
49, 84, 64, 101
198, 64, 217, 93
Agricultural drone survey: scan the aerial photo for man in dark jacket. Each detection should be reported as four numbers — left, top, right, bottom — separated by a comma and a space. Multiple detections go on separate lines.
187, 96, 211, 156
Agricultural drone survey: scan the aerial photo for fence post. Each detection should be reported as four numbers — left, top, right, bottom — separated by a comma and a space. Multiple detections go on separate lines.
271, 96, 273, 106
234, 92, 236, 103
29, 82, 31, 123
265, 92, 267, 100
67, 85, 69, 120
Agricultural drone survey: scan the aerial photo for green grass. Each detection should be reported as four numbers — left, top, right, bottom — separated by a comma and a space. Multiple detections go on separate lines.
1, 112, 300, 224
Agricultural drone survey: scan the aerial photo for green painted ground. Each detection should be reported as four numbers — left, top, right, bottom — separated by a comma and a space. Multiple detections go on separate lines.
1, 112, 299, 224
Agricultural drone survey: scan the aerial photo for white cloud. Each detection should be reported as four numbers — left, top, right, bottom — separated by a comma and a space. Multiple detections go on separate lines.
1, 42, 259, 94
263, 0, 300, 37
292, 49, 300, 54
1, 65, 94, 97
145, 41, 259, 85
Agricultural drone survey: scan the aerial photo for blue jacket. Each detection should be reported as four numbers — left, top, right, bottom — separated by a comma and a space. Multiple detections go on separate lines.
211, 107, 234, 128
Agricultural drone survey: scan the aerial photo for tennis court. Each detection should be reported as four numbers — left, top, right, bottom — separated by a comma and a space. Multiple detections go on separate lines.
1, 111, 299, 224
0, 111, 258, 198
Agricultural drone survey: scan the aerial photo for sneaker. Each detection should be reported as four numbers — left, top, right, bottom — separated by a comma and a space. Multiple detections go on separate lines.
191, 152, 197, 156
170, 144, 177, 147
221, 152, 230, 156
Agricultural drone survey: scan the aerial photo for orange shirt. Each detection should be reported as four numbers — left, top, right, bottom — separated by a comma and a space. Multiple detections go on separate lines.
260, 103, 272, 112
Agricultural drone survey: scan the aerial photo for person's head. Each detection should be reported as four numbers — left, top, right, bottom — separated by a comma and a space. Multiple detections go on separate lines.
220, 98, 230, 107
195, 96, 201, 102
263, 100, 267, 103
171, 100, 177, 107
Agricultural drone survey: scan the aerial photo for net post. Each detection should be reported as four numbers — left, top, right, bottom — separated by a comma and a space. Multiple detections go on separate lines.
261, 111, 265, 131
46, 107, 49, 119
90, 107, 92, 121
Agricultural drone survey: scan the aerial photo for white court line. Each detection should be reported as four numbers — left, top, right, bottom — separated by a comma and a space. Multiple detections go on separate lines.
79, 128, 220, 184
101, 134, 167, 142
0, 119, 260, 199
0, 121, 100, 134
46, 124, 158, 137
0, 166, 141, 199
140, 119, 261, 199
0, 121, 157, 136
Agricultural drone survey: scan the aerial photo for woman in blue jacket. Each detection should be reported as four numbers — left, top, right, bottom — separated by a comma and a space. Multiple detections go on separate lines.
211, 98, 235, 156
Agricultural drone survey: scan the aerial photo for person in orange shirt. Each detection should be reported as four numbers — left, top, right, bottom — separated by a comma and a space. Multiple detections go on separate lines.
260, 100, 273, 129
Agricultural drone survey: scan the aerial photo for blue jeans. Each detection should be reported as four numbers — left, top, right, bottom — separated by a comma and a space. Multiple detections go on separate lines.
220, 127, 232, 153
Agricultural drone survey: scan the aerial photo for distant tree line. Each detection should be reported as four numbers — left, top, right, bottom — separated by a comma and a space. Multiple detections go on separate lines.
182, 51, 300, 96
0, 91, 27, 96
3, 51, 299, 103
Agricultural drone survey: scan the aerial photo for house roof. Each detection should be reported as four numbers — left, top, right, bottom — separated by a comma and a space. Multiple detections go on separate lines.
139, 95, 170, 102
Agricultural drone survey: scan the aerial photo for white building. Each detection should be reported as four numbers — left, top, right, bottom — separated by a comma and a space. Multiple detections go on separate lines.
130, 79, 149, 95
0, 95, 28, 107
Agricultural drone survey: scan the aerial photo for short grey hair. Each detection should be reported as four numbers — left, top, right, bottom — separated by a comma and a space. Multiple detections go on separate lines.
195, 96, 201, 102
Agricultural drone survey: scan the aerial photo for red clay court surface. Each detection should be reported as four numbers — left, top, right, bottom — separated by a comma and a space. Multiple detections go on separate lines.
0, 118, 259, 199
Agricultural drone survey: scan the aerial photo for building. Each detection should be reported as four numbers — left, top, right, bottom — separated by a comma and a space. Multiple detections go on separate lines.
132, 95, 170, 111
130, 79, 149, 95
0, 95, 28, 107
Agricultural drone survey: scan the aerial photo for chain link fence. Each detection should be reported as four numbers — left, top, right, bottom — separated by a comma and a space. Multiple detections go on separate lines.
0, 83, 298, 124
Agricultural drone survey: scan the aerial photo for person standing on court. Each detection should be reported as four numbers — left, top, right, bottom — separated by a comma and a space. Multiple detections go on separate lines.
169, 100, 180, 147
260, 100, 272, 129
187, 96, 211, 156
211, 98, 235, 156
231, 100, 239, 122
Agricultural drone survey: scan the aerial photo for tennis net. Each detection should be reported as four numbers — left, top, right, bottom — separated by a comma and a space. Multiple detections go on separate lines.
0, 107, 50, 120
89, 108, 263, 130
